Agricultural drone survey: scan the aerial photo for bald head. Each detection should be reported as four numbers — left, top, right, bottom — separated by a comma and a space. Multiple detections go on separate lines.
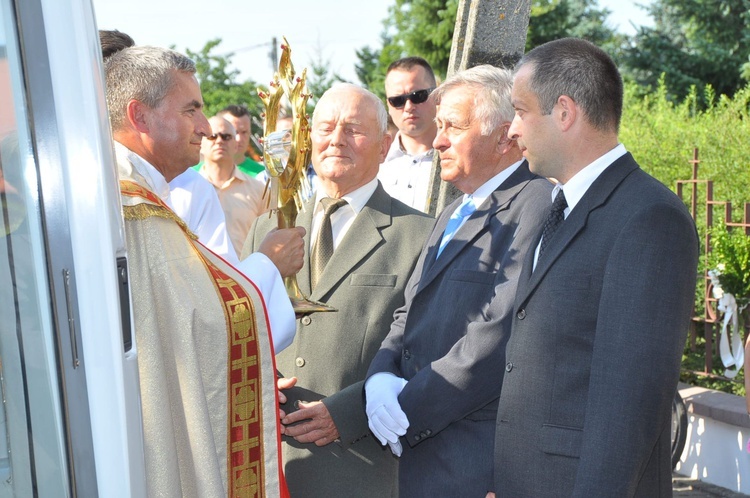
310, 83, 392, 197
314, 83, 388, 139
201, 116, 238, 169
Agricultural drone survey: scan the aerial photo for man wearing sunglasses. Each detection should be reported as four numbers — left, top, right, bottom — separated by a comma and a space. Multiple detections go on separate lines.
377, 57, 438, 213
198, 115, 267, 256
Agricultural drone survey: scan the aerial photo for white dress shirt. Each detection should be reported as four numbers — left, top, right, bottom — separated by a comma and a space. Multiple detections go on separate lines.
532, 143, 627, 269
448, 159, 524, 234
169, 167, 236, 261
310, 177, 379, 253
377, 132, 434, 213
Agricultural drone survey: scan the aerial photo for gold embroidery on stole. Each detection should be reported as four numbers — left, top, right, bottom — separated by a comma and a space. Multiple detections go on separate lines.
120, 178, 266, 496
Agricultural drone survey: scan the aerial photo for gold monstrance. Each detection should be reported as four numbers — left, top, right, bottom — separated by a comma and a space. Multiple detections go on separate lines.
258, 38, 335, 315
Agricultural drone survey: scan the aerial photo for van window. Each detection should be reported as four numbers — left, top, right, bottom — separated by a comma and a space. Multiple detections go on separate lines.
0, 1, 71, 495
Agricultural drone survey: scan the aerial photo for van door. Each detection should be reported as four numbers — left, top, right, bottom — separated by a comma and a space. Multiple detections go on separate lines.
0, 0, 145, 496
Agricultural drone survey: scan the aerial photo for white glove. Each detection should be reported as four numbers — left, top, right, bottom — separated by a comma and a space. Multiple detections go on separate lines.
365, 373, 409, 454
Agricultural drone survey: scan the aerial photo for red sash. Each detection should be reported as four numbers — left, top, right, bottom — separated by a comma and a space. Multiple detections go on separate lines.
120, 180, 288, 497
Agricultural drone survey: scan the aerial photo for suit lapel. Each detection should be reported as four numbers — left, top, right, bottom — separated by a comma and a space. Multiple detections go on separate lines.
419, 162, 536, 292
309, 184, 392, 300
516, 153, 640, 305
297, 196, 316, 297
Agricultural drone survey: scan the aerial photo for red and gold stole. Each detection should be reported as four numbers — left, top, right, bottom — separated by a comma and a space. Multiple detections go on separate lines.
120, 180, 288, 498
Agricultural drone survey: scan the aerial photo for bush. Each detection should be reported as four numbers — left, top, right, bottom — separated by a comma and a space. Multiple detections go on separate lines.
620, 78, 750, 394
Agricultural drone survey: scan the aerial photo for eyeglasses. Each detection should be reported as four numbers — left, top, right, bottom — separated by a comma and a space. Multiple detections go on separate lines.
206, 132, 234, 142
387, 88, 435, 109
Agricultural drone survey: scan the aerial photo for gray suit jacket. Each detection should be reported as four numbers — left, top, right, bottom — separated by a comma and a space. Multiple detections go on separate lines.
494, 153, 699, 497
243, 183, 433, 498
367, 163, 552, 497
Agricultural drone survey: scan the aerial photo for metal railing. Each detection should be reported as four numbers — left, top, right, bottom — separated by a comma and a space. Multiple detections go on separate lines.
676, 148, 750, 377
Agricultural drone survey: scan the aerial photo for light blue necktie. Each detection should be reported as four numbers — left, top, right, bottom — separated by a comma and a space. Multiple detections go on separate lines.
437, 196, 476, 257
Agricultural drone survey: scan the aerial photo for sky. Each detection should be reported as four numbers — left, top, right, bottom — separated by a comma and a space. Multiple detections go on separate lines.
92, 0, 653, 86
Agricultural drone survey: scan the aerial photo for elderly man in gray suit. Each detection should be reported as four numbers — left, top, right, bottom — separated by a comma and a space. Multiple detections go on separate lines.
242, 83, 433, 498
365, 65, 552, 497
489, 38, 699, 497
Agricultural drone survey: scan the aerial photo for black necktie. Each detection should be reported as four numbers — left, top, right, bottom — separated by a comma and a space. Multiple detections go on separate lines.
539, 189, 567, 259
311, 197, 347, 288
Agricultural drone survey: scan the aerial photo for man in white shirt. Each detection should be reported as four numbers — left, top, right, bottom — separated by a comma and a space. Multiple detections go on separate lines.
377, 57, 438, 213
198, 116, 267, 256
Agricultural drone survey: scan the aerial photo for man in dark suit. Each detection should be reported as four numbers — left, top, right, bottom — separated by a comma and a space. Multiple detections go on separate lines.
490, 38, 699, 497
242, 83, 433, 498
365, 65, 552, 497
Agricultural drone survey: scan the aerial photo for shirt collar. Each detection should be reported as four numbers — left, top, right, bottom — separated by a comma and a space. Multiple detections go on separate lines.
199, 164, 245, 189
314, 177, 379, 216
555, 143, 627, 216
461, 159, 524, 209
384, 131, 435, 162
115, 141, 171, 202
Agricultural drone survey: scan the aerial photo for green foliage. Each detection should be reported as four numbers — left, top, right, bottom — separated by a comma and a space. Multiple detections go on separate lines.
527, 0, 623, 57
355, 0, 620, 95
184, 39, 265, 120
306, 43, 347, 106
183, 38, 343, 151
384, 0, 459, 77
707, 228, 750, 306
620, 0, 750, 103
681, 334, 745, 396
620, 78, 750, 208
621, 80, 750, 395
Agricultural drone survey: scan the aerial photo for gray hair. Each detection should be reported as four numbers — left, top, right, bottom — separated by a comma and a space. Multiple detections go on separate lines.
104, 46, 196, 132
515, 38, 623, 133
431, 65, 515, 136
313, 83, 388, 138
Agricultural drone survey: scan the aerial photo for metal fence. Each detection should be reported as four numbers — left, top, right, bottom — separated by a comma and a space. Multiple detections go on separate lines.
676, 148, 749, 378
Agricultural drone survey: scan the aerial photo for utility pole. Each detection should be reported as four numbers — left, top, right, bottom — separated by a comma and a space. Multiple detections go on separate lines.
426, 0, 533, 215
269, 36, 278, 72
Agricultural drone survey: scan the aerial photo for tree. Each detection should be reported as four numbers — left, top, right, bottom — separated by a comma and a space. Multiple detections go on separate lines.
184, 39, 266, 152
305, 38, 347, 106
526, 0, 624, 57
355, 0, 457, 92
184, 39, 264, 118
620, 0, 750, 101
356, 0, 619, 93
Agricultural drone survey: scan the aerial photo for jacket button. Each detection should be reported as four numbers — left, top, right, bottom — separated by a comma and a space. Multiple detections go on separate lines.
301, 316, 312, 325
414, 434, 421, 442
403, 349, 412, 360
516, 309, 526, 320
505, 362, 513, 372
424, 429, 432, 436
295, 357, 305, 367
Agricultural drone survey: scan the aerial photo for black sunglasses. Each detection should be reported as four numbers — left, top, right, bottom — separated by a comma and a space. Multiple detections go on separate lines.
206, 132, 234, 142
387, 88, 435, 109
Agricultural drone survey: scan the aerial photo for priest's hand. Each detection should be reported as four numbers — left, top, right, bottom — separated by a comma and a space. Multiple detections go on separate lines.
277, 376, 297, 434
258, 226, 306, 278
281, 400, 340, 446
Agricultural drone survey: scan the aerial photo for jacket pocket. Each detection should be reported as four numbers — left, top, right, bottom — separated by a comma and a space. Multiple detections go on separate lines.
448, 269, 496, 285
350, 273, 397, 287
541, 424, 583, 458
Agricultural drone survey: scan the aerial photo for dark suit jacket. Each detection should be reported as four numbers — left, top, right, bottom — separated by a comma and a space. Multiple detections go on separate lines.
367, 162, 552, 497
493, 153, 699, 497
242, 183, 433, 498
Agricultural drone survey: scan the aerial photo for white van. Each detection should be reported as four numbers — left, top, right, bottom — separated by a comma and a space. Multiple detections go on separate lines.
0, 0, 146, 495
